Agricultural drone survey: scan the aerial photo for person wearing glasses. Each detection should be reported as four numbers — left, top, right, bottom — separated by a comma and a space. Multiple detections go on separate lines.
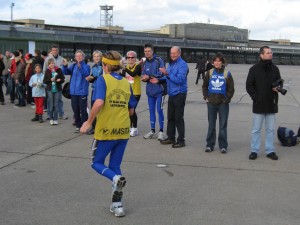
121, 51, 142, 137
80, 51, 136, 217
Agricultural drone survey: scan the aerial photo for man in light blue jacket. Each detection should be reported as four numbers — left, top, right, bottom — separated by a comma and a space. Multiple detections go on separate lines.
159, 46, 188, 148
62, 50, 90, 133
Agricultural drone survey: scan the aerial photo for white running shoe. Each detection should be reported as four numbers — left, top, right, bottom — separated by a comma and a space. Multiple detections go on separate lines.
157, 131, 168, 141
130, 128, 138, 137
112, 175, 126, 192
50, 120, 54, 125
53, 120, 58, 125
143, 130, 156, 139
110, 202, 125, 217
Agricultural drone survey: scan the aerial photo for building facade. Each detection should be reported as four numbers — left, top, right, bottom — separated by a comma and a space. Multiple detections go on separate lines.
1, 19, 300, 65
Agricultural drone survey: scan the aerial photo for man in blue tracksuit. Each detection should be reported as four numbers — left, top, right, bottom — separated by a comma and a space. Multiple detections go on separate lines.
159, 46, 189, 148
62, 50, 90, 133
141, 43, 167, 141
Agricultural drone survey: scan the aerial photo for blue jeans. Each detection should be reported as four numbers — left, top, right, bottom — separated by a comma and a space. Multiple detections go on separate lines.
58, 91, 64, 117
71, 95, 88, 128
16, 83, 25, 105
251, 113, 275, 154
2, 74, 9, 95
9, 78, 16, 102
206, 103, 229, 149
47, 91, 59, 120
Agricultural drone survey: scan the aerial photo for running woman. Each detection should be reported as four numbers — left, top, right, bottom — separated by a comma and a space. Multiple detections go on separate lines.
80, 51, 136, 217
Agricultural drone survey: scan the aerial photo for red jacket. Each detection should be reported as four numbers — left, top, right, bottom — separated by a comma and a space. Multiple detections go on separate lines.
10, 58, 16, 77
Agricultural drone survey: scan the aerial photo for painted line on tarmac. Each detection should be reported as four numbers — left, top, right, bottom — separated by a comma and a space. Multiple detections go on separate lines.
0, 135, 81, 171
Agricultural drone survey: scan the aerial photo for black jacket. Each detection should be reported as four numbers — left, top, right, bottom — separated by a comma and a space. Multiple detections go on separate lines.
246, 60, 281, 113
43, 68, 65, 92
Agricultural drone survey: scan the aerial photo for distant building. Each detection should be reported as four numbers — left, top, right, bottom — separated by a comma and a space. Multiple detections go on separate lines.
0, 19, 299, 65
160, 23, 248, 42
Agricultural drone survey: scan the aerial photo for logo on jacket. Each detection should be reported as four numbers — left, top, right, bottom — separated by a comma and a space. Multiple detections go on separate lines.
100, 128, 110, 135
211, 79, 224, 88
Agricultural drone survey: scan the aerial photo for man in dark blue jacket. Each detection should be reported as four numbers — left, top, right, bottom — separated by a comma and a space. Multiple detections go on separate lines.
141, 43, 167, 140
62, 50, 90, 133
159, 46, 188, 148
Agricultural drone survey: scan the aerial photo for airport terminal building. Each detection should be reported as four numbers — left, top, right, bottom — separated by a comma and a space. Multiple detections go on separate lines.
1, 19, 300, 65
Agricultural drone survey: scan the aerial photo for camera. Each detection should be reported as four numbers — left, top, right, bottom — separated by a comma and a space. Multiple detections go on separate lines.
272, 78, 287, 95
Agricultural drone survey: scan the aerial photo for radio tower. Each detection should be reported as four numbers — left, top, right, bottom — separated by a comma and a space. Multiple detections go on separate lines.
100, 5, 114, 27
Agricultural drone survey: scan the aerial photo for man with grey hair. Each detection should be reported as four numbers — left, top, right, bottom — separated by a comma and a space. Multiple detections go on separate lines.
159, 46, 189, 148
62, 50, 90, 133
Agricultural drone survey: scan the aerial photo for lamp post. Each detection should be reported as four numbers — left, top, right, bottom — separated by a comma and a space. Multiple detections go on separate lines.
10, 3, 15, 26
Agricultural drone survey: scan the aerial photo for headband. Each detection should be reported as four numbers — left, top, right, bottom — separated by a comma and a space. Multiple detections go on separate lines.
102, 57, 120, 66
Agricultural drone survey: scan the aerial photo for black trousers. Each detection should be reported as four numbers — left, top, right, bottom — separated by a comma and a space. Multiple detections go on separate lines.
0, 78, 4, 103
167, 93, 187, 143
195, 69, 205, 84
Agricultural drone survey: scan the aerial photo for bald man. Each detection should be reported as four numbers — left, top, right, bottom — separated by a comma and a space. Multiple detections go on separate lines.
159, 46, 189, 148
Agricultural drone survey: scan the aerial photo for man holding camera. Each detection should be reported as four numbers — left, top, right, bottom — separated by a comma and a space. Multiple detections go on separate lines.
246, 46, 282, 160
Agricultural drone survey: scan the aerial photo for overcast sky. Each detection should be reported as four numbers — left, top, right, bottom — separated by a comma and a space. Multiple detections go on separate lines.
1, 0, 300, 42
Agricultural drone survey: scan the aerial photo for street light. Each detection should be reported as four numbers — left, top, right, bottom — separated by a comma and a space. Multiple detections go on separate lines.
10, 3, 15, 26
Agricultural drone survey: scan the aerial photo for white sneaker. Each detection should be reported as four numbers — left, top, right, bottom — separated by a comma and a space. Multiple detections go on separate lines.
157, 131, 167, 141
74, 128, 80, 133
53, 120, 58, 125
110, 202, 125, 217
130, 128, 138, 137
143, 130, 156, 139
50, 120, 54, 125
112, 175, 126, 192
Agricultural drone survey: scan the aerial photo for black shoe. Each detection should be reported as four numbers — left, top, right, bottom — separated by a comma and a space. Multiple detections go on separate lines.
18, 104, 26, 107
0, 102, 4, 105
15, 103, 20, 106
172, 142, 185, 148
160, 139, 176, 145
38, 115, 44, 123
249, 152, 257, 160
31, 114, 39, 121
266, 152, 278, 160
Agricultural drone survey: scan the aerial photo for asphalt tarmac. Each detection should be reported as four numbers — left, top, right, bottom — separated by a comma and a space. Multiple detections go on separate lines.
0, 64, 299, 225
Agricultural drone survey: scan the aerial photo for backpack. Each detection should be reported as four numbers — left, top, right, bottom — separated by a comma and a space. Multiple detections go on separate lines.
277, 126, 298, 146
